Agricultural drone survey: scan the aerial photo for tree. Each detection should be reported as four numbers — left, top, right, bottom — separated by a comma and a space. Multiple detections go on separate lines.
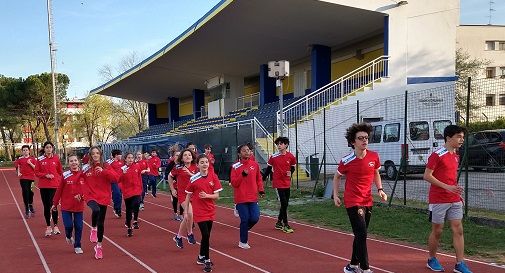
98, 51, 148, 136
76, 94, 118, 145
455, 48, 491, 115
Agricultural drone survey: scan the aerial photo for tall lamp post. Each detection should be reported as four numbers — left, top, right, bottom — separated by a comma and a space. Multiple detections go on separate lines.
268, 60, 290, 137
46, 0, 59, 154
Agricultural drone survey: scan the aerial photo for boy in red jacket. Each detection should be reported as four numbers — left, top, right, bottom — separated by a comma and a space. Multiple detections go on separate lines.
230, 144, 264, 249
135, 151, 150, 210
262, 137, 297, 233
52, 154, 85, 254
148, 149, 161, 197
82, 146, 120, 259
35, 141, 63, 236
15, 145, 37, 218
108, 149, 124, 217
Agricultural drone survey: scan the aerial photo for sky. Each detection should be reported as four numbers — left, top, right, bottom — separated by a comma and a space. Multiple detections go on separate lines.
1, 0, 504, 99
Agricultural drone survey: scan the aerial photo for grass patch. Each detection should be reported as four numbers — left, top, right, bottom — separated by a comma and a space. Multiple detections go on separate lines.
216, 183, 505, 263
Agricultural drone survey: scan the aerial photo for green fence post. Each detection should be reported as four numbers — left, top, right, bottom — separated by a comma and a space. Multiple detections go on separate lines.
464, 77, 471, 217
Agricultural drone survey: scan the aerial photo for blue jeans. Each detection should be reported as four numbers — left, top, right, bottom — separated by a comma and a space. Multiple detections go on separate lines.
236, 202, 260, 243
61, 210, 83, 248
111, 183, 122, 212
148, 175, 158, 197
141, 174, 149, 203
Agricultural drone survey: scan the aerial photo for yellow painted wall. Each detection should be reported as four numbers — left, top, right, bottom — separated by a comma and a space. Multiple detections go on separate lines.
179, 97, 193, 117
156, 102, 168, 118
331, 48, 383, 80
277, 76, 294, 95
244, 83, 259, 96
204, 95, 211, 105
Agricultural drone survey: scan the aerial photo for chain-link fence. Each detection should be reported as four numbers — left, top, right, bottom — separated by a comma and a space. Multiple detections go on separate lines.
280, 77, 505, 219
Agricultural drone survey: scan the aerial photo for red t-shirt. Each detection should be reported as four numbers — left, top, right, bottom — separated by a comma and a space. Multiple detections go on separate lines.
118, 163, 143, 199
267, 151, 297, 189
230, 159, 264, 204
148, 156, 161, 176
14, 156, 37, 180
35, 154, 63, 189
426, 147, 461, 204
169, 164, 198, 202
185, 172, 223, 223
53, 170, 85, 212
337, 150, 381, 208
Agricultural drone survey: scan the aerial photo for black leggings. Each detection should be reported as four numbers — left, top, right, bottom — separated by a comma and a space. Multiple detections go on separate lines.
124, 195, 141, 228
20, 179, 34, 213
346, 206, 372, 270
87, 201, 107, 243
277, 188, 291, 225
198, 221, 213, 260
171, 196, 183, 214
40, 188, 58, 226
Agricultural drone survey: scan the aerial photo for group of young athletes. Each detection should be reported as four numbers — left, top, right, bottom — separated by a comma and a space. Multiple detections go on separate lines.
14, 123, 473, 273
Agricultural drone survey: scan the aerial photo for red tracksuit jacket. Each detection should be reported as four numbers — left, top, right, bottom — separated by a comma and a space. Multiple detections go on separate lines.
52, 170, 85, 212
82, 162, 119, 206
35, 154, 63, 188
230, 158, 264, 204
118, 163, 143, 199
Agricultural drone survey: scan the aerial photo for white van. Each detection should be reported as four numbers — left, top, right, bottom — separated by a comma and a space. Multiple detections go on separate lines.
366, 118, 452, 180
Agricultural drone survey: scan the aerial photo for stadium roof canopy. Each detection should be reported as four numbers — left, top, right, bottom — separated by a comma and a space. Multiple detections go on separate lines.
91, 0, 385, 104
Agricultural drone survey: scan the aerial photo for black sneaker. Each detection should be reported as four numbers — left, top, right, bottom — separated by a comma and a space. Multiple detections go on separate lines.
127, 228, 133, 237
173, 236, 183, 249
187, 233, 196, 244
25, 210, 31, 219
196, 256, 205, 265
203, 261, 213, 272
29, 204, 35, 214
132, 221, 139, 229
275, 221, 284, 230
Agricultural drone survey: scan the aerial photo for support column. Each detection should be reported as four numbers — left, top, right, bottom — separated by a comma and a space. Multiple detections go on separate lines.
168, 97, 179, 122
259, 64, 276, 106
310, 44, 331, 92
192, 89, 205, 119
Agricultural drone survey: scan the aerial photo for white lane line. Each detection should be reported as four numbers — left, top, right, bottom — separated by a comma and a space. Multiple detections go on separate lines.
1, 170, 51, 273
81, 221, 157, 273
144, 200, 390, 273
122, 204, 270, 273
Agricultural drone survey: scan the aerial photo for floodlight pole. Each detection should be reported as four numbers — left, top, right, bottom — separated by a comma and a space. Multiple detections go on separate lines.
277, 77, 284, 137
46, 0, 59, 153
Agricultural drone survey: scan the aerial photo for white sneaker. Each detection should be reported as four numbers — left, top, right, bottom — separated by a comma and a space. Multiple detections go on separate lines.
74, 247, 83, 254
52, 226, 61, 235
233, 205, 239, 217
65, 237, 75, 245
45, 227, 52, 237
238, 242, 251, 249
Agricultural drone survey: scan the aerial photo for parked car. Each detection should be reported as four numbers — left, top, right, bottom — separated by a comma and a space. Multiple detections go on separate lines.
462, 129, 505, 172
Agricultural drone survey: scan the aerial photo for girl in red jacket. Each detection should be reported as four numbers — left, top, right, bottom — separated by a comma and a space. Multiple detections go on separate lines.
35, 141, 63, 236
119, 152, 145, 237
51, 154, 85, 254
230, 144, 264, 249
184, 154, 223, 273
169, 149, 198, 249
82, 146, 119, 259
15, 144, 37, 218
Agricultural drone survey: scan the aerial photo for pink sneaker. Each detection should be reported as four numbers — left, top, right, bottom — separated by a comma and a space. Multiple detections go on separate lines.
94, 245, 103, 259
89, 228, 98, 243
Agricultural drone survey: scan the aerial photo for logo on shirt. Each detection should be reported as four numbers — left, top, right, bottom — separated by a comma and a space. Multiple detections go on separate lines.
121, 165, 128, 173
368, 162, 375, 168
209, 181, 214, 187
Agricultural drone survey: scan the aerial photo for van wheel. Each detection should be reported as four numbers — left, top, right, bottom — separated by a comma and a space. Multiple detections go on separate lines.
385, 162, 398, 180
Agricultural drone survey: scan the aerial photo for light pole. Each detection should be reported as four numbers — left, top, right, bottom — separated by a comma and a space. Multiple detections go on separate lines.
268, 60, 290, 137
46, 0, 59, 153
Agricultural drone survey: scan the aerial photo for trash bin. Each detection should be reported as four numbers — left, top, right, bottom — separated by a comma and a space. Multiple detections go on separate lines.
306, 155, 319, 180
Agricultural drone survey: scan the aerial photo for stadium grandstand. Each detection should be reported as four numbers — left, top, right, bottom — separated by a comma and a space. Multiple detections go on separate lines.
91, 0, 459, 179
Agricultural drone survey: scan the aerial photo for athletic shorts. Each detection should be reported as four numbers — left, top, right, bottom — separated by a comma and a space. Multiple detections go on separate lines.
428, 201, 463, 224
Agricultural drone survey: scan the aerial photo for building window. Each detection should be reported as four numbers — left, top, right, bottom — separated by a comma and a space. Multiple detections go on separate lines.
486, 67, 496, 78
486, 94, 495, 106
500, 42, 505, 51
486, 41, 495, 50
500, 94, 505, 106
500, 67, 505, 78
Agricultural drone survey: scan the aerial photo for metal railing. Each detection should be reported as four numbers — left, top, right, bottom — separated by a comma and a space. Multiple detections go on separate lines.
278, 55, 390, 125
236, 92, 260, 110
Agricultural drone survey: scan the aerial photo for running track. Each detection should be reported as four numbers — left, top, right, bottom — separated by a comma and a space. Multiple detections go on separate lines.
1, 168, 503, 273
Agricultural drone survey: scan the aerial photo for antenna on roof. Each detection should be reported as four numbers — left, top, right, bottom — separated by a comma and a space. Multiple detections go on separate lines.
488, 0, 495, 25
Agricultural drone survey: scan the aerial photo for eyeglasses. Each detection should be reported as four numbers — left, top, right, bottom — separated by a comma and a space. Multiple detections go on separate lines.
356, 136, 369, 141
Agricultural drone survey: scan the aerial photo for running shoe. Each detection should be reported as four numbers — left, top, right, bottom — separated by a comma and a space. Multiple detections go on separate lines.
132, 221, 139, 229
173, 236, 183, 249
74, 247, 83, 254
196, 256, 205, 265
275, 221, 284, 230
187, 233, 196, 244
65, 236, 75, 245
362, 270, 374, 273
90, 228, 98, 243
45, 227, 52, 237
29, 204, 35, 214
454, 261, 473, 273
282, 225, 294, 233
238, 242, 251, 249
52, 226, 61, 235
203, 260, 213, 272
427, 257, 445, 272
139, 203, 144, 210
127, 228, 133, 237
113, 210, 121, 218
94, 245, 103, 259
343, 264, 361, 273
233, 206, 239, 217
25, 210, 31, 219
